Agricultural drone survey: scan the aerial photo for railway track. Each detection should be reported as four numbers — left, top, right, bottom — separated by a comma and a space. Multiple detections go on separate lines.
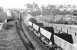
15, 20, 35, 50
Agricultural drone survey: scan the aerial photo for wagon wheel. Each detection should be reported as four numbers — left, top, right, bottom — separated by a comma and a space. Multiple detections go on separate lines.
49, 47, 63, 50
54, 46, 64, 50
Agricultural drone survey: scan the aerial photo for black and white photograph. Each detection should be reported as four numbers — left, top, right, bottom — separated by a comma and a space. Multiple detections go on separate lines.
0, 0, 77, 50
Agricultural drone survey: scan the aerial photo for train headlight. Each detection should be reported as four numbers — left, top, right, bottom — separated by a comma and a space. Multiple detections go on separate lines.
48, 42, 52, 46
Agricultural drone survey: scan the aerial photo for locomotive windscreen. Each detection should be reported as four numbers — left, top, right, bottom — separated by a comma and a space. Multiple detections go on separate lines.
29, 18, 37, 23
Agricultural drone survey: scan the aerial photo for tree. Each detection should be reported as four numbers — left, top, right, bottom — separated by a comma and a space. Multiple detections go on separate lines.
26, 3, 33, 9
10, 9, 20, 19
0, 7, 7, 22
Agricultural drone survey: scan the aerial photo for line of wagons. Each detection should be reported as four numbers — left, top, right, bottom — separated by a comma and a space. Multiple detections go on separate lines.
28, 18, 77, 50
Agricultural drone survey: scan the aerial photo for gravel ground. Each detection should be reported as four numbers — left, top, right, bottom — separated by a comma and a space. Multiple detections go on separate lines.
0, 23, 26, 50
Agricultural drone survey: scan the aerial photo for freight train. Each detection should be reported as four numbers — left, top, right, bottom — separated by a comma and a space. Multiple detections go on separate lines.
28, 18, 54, 47
28, 18, 77, 50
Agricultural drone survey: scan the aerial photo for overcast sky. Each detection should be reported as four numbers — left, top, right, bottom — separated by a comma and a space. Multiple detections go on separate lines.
0, 0, 77, 9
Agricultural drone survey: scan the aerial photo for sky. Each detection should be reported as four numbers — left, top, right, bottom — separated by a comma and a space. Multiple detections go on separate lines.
0, 0, 77, 9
